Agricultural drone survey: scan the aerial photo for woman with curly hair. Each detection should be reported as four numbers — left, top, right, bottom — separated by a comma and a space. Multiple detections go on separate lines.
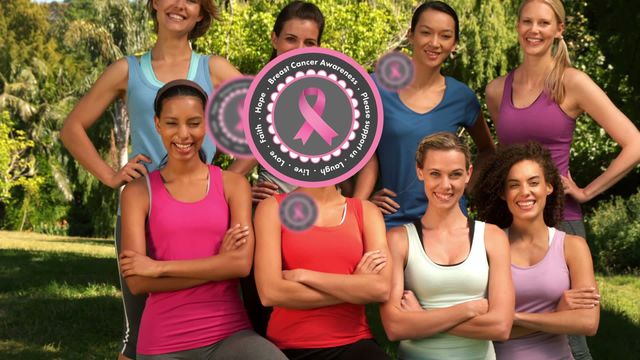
473, 142, 600, 359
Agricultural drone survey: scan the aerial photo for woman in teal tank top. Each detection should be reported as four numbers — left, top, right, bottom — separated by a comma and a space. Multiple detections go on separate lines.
380, 132, 514, 360
60, 2, 243, 359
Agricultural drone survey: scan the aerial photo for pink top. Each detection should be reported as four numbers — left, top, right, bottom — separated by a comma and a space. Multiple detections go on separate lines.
137, 165, 250, 355
497, 71, 582, 221
494, 228, 573, 360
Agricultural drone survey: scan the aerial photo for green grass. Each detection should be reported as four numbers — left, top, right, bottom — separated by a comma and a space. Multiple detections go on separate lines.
0, 231, 121, 359
1, 230, 639, 359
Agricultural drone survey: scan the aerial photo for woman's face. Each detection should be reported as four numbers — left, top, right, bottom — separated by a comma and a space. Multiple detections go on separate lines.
271, 18, 320, 56
154, 95, 206, 162
503, 159, 553, 223
153, 0, 203, 35
517, 1, 564, 57
417, 149, 470, 210
409, 9, 457, 69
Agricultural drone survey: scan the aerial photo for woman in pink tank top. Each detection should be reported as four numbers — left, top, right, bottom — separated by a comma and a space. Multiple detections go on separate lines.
118, 80, 286, 359
474, 142, 600, 360
485, 0, 640, 233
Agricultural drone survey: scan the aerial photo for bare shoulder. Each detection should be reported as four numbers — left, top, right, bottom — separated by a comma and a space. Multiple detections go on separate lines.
99, 57, 130, 92
362, 199, 384, 219
562, 67, 593, 89
221, 170, 250, 195
386, 225, 409, 255
208, 55, 241, 86
563, 233, 592, 256
485, 75, 507, 100
255, 195, 278, 218
121, 176, 149, 207
483, 222, 509, 251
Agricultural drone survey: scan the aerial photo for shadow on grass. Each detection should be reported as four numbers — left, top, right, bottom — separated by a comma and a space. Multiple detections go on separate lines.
0, 249, 122, 359
589, 308, 640, 359
0, 249, 118, 292
45, 238, 114, 247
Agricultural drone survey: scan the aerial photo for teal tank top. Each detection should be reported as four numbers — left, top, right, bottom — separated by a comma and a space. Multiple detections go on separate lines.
126, 51, 217, 172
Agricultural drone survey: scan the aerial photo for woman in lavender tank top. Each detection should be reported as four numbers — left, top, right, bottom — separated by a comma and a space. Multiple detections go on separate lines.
485, 0, 640, 232
474, 142, 600, 360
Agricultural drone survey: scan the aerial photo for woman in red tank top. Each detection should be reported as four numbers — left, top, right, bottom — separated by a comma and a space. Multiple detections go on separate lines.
254, 185, 392, 360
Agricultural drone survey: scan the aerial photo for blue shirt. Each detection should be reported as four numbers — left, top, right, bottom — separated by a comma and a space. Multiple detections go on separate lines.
374, 75, 480, 228
126, 51, 217, 172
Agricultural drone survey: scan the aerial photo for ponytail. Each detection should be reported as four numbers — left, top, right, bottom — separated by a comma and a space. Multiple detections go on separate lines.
546, 36, 571, 104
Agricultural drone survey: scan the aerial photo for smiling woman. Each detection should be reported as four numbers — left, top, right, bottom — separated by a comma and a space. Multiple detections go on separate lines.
119, 80, 287, 360
353, 1, 495, 229
380, 132, 514, 360
59, 0, 245, 358
473, 142, 600, 360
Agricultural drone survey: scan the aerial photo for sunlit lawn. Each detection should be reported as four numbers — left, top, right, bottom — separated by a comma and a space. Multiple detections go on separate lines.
1, 230, 639, 359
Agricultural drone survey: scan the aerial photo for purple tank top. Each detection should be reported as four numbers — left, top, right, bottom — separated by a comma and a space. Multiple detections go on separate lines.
494, 228, 573, 360
138, 165, 250, 355
497, 71, 581, 221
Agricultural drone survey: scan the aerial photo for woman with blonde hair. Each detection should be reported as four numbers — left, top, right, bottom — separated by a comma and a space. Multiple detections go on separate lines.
485, 1, 640, 357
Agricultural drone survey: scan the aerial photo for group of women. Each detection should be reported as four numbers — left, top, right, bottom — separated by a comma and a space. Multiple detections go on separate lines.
59, 0, 640, 359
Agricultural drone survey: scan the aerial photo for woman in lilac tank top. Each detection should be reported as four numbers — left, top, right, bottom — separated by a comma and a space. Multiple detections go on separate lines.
118, 80, 286, 359
485, 0, 640, 234
474, 142, 600, 360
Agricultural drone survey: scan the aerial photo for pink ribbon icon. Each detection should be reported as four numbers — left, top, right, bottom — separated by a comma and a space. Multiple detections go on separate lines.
292, 203, 306, 221
389, 61, 402, 79
235, 98, 245, 133
294, 88, 338, 146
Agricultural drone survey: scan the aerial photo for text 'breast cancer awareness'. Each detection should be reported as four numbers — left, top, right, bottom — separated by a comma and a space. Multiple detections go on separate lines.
294, 88, 338, 146
235, 99, 244, 132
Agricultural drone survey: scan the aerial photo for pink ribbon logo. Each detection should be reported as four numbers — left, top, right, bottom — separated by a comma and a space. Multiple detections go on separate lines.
235, 98, 245, 133
389, 61, 402, 79
294, 88, 338, 146
292, 203, 306, 221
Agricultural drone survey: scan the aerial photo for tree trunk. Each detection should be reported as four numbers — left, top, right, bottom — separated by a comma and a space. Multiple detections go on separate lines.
112, 99, 129, 193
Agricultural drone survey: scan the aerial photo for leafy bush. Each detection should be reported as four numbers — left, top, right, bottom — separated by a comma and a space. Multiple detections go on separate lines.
587, 188, 640, 274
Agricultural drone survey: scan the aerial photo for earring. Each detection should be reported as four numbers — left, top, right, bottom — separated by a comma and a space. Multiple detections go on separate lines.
449, 49, 458, 60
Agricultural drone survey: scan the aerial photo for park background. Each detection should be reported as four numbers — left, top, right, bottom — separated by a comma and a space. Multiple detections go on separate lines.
0, 0, 638, 358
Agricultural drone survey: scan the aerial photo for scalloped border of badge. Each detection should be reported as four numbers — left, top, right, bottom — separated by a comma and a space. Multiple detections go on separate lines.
219, 88, 248, 145
205, 76, 254, 159
244, 47, 384, 188
267, 70, 359, 163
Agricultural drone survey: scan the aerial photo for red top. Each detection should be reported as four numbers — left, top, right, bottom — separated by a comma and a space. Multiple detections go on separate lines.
267, 194, 373, 349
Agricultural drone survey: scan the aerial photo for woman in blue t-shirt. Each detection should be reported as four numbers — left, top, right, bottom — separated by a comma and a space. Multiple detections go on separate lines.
353, 1, 495, 229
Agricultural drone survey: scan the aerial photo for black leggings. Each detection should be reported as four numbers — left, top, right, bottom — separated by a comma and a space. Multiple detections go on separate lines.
283, 339, 390, 360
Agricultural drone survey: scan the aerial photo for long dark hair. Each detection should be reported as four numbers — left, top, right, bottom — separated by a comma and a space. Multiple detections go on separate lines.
270, 1, 325, 60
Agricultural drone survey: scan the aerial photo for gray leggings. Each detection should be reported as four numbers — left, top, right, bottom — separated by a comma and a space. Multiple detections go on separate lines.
558, 220, 593, 360
137, 330, 287, 360
115, 216, 147, 359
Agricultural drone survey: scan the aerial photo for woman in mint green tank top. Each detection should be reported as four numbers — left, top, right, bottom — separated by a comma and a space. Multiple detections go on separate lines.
380, 132, 514, 360
60, 2, 243, 359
